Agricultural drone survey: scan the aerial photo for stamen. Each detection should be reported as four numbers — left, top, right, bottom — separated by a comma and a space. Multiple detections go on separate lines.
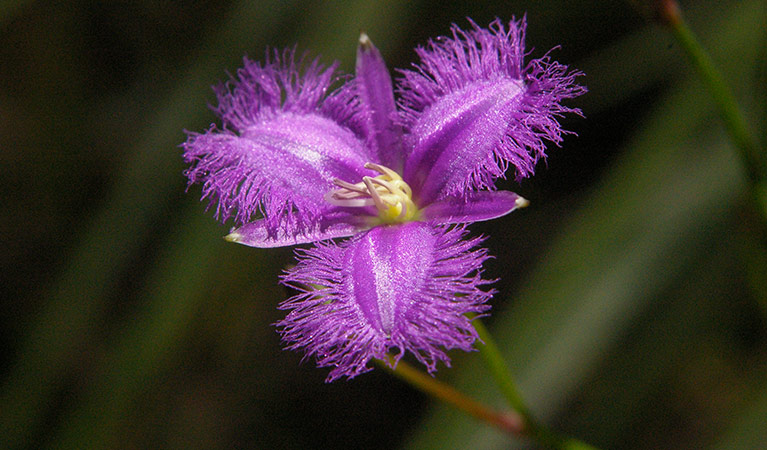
325, 163, 419, 223
368, 177, 394, 192
333, 179, 369, 195
364, 162, 398, 179
362, 176, 387, 213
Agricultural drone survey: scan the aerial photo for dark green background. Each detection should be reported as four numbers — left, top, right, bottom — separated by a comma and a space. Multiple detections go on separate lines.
1, 1, 765, 448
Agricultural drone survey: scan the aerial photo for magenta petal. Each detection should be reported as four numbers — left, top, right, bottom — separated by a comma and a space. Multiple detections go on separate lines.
399, 18, 585, 204
226, 213, 371, 248
213, 50, 359, 135
403, 78, 525, 204
355, 34, 405, 170
184, 113, 373, 232
421, 190, 527, 224
183, 49, 379, 233
278, 223, 494, 381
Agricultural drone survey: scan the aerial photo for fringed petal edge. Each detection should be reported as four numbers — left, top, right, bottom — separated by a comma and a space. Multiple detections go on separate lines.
398, 17, 586, 199
277, 223, 494, 381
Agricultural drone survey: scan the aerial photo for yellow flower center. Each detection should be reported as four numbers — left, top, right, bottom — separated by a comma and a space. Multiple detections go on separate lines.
326, 163, 418, 223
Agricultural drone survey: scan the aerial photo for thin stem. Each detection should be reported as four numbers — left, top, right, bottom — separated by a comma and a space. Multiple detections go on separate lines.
657, 0, 766, 213
378, 340, 602, 449
472, 318, 531, 418
473, 318, 601, 450
375, 357, 525, 436
653, 0, 767, 321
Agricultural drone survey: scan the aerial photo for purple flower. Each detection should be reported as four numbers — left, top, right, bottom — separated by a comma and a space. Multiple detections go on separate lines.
183, 18, 584, 381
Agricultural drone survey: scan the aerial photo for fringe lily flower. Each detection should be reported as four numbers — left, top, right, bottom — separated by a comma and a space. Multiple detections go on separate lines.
183, 18, 585, 381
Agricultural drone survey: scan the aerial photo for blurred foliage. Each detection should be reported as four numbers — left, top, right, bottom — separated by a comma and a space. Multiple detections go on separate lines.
0, 1, 765, 449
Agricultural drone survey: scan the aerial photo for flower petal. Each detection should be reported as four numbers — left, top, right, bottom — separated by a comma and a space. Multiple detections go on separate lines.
420, 190, 528, 224
403, 78, 525, 204
399, 18, 585, 204
183, 50, 376, 233
212, 49, 363, 134
355, 33, 405, 170
225, 212, 372, 248
278, 222, 493, 381
184, 114, 372, 232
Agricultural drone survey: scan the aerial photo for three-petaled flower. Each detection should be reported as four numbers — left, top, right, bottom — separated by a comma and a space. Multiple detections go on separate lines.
182, 18, 585, 381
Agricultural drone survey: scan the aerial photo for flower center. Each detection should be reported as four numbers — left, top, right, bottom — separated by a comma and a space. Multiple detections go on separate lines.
326, 163, 418, 223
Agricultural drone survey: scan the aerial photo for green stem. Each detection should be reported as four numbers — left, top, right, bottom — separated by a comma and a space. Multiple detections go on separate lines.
655, 0, 767, 322
472, 318, 531, 419
658, 1, 766, 213
375, 358, 525, 436
473, 319, 601, 450
379, 320, 601, 449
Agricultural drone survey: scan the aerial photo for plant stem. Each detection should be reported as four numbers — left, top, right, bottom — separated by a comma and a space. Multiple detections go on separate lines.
657, 0, 767, 214
653, 0, 767, 322
378, 321, 602, 449
375, 357, 525, 436
473, 318, 600, 450
472, 318, 531, 419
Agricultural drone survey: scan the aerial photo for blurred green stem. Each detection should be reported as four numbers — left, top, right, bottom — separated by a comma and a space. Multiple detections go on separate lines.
656, 0, 767, 317
379, 319, 601, 449
472, 318, 531, 418
658, 0, 767, 215
376, 358, 525, 436
473, 319, 600, 450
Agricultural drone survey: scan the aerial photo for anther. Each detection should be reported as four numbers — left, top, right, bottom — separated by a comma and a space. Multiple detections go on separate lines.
362, 176, 387, 213
364, 162, 398, 179
324, 163, 419, 223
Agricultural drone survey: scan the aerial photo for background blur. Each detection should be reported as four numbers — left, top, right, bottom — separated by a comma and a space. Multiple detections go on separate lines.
1, 0, 766, 449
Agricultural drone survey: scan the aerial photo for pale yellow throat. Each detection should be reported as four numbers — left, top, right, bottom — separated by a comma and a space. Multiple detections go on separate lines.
325, 163, 419, 223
